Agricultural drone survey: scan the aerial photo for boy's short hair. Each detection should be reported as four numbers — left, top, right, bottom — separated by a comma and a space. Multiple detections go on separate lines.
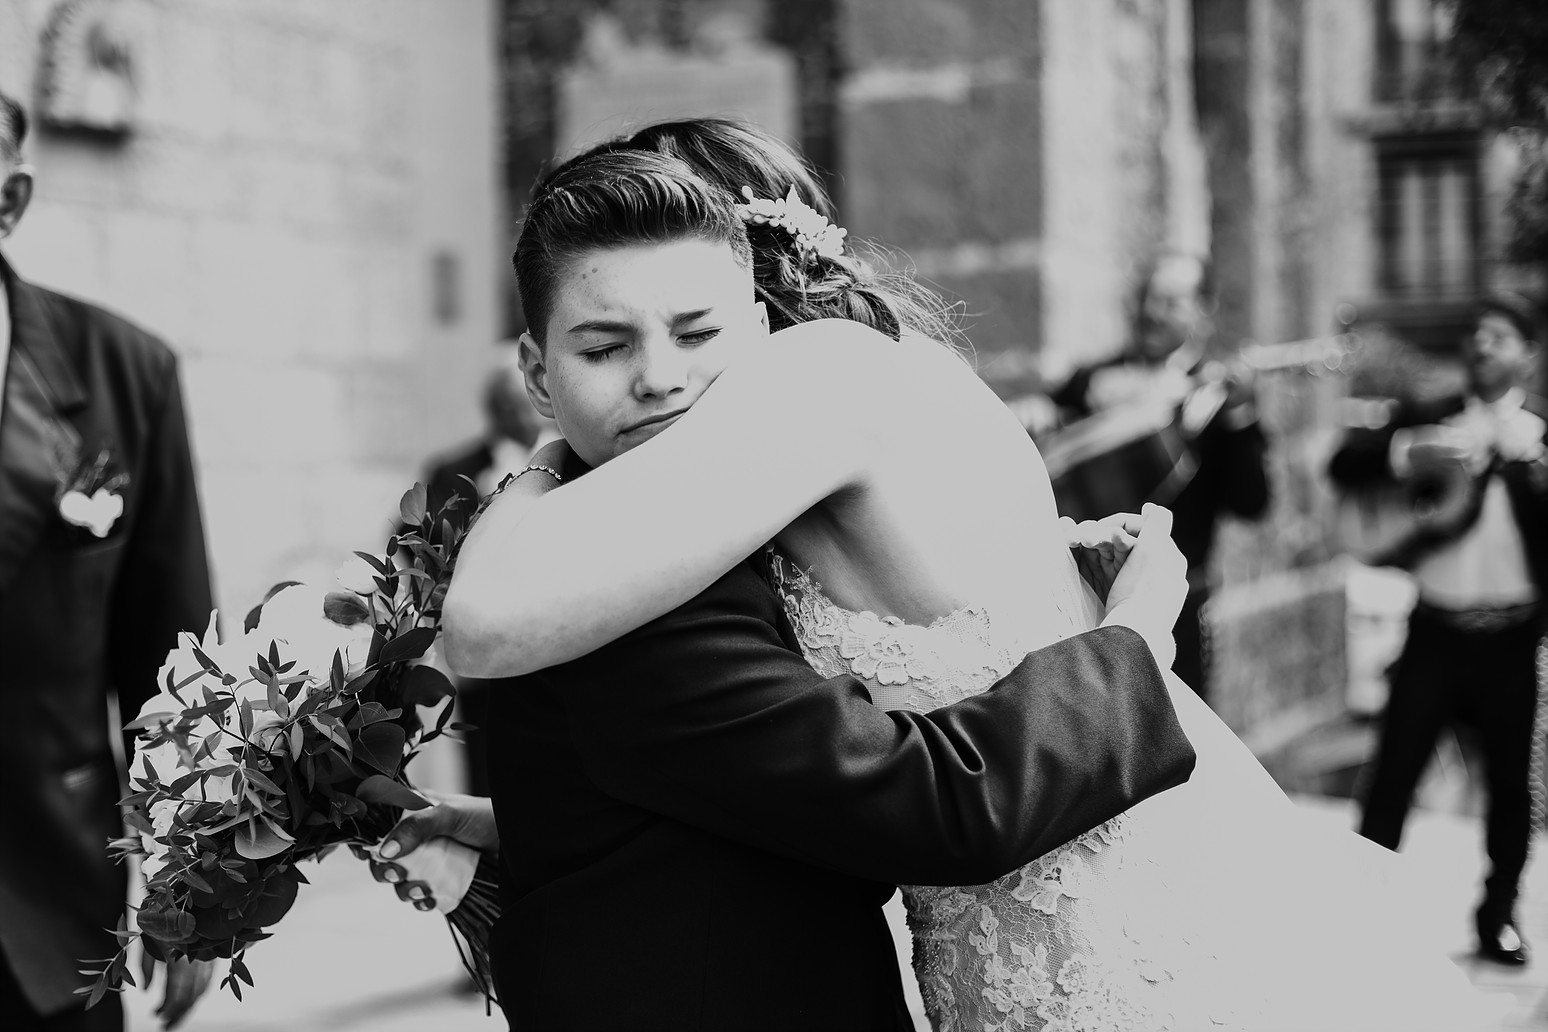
0, 88, 28, 167
513, 150, 751, 343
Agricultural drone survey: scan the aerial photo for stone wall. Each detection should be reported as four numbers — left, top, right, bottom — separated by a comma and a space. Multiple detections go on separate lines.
832, 0, 1209, 398
0, 0, 502, 623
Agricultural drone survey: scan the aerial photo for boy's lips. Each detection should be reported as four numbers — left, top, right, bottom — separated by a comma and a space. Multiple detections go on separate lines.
619, 409, 688, 437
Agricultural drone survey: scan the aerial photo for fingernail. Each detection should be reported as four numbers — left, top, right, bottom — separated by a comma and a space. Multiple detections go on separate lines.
408, 886, 425, 900
379, 841, 401, 859
383, 867, 401, 883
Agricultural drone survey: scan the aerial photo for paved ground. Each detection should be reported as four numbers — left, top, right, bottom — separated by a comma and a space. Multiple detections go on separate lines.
122, 796, 1548, 1031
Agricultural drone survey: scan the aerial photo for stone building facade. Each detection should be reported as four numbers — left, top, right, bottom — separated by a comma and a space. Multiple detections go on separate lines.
0, 0, 502, 620
497, 0, 1541, 747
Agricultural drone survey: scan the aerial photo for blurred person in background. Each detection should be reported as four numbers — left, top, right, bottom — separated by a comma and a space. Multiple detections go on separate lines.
1329, 292, 1548, 966
413, 355, 552, 798
1049, 252, 1271, 701
421, 351, 554, 515
0, 90, 215, 1029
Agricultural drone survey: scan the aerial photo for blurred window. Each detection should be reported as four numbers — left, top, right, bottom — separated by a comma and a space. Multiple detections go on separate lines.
1375, 134, 1480, 300
1375, 0, 1460, 103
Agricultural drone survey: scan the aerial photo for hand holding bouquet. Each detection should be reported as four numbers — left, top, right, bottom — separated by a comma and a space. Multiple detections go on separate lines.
82, 484, 499, 1009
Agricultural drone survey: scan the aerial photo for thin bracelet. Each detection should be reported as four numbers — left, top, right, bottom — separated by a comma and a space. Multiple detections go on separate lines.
466, 463, 564, 532
517, 464, 563, 483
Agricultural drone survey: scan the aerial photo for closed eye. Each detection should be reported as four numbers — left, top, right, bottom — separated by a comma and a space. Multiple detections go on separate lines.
582, 344, 627, 363
680, 327, 721, 346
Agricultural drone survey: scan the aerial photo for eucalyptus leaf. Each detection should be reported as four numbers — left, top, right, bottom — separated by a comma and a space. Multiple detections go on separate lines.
356, 722, 407, 775
234, 819, 293, 861
378, 626, 436, 666
354, 774, 429, 811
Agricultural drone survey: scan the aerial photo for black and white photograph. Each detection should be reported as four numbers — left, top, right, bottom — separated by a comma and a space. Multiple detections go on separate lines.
2, 1, 1547, 1029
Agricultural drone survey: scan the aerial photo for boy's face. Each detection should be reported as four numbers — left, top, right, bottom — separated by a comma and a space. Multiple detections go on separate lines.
519, 238, 766, 467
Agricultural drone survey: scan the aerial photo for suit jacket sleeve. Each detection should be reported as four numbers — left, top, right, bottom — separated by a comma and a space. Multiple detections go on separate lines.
555, 562, 1195, 888
109, 358, 214, 746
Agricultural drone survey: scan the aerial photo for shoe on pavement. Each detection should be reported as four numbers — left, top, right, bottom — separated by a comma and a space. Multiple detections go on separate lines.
1477, 921, 1531, 967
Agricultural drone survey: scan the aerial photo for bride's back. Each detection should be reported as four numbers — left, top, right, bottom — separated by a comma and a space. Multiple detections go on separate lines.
774, 331, 1094, 645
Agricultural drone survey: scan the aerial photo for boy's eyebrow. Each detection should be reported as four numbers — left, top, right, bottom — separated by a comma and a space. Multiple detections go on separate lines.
670, 308, 714, 326
567, 318, 636, 335
566, 308, 716, 335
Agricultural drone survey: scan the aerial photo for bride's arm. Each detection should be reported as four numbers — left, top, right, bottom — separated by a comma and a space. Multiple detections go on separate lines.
442, 319, 897, 678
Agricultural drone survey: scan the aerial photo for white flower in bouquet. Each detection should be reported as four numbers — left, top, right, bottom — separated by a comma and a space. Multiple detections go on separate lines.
334, 555, 380, 596
252, 584, 375, 683
139, 800, 182, 880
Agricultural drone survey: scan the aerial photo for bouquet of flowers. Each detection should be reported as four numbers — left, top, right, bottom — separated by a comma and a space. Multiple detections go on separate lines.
80, 485, 499, 1008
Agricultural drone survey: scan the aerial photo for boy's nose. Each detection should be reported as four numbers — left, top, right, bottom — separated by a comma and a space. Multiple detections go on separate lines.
634, 343, 689, 397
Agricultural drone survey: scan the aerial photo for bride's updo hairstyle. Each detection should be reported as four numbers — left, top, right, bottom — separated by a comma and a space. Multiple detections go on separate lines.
514, 149, 752, 344
582, 117, 961, 346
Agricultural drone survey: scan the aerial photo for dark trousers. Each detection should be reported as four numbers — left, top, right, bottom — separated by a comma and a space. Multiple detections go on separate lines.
0, 950, 122, 1032
1358, 604, 1542, 929
1173, 586, 1209, 702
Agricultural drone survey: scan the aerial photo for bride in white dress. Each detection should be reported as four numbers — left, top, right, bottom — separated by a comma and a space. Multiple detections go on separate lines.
441, 128, 1499, 1031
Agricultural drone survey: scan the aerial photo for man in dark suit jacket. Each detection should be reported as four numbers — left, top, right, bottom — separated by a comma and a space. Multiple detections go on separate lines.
1051, 253, 1270, 700
0, 92, 215, 1031
480, 558, 1193, 1031
1329, 292, 1548, 967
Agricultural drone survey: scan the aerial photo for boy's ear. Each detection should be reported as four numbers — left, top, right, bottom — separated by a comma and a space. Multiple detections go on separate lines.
517, 332, 556, 420
0, 166, 34, 240
754, 300, 769, 335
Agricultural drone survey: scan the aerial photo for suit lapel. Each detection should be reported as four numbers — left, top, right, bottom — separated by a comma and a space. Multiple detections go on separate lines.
0, 260, 87, 596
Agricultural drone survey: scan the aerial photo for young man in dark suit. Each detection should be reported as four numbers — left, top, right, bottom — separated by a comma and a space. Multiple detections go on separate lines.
1329, 292, 1548, 966
0, 91, 215, 1031
388, 150, 1199, 1031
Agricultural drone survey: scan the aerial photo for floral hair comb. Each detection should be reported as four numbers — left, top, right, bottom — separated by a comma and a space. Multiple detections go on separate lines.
737, 185, 848, 263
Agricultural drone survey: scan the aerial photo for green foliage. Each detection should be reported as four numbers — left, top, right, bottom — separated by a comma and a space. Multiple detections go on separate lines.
84, 482, 479, 1006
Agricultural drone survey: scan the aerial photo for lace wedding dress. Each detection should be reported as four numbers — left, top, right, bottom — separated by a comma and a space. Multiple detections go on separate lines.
769, 548, 1497, 1032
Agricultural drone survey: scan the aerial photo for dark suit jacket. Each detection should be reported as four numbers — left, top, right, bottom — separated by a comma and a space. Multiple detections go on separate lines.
489, 559, 1195, 1031
1053, 356, 1270, 581
0, 257, 212, 1013
1328, 392, 1548, 591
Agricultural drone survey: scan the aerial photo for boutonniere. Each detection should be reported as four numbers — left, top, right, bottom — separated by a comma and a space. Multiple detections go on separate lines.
58, 449, 129, 539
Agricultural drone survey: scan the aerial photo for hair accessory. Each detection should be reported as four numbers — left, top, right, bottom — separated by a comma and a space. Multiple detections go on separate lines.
517, 464, 563, 483
737, 185, 848, 263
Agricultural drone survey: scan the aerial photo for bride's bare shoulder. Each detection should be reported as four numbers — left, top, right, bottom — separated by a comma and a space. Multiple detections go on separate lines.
761, 320, 969, 395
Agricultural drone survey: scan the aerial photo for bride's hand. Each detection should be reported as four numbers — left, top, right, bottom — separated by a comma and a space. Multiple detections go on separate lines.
1062, 511, 1143, 603
1099, 504, 1187, 671
370, 790, 497, 911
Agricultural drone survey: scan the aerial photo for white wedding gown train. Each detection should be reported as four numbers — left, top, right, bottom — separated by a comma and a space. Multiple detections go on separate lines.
769, 549, 1501, 1032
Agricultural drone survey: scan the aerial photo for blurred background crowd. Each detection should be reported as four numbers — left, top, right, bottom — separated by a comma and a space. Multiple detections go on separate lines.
3, 0, 1548, 1029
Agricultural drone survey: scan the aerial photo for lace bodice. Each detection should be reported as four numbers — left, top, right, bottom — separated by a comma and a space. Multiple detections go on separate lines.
764, 549, 1495, 1032
767, 551, 1183, 1032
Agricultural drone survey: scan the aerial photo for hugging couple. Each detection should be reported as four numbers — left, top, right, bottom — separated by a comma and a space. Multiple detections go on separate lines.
377, 118, 1493, 1031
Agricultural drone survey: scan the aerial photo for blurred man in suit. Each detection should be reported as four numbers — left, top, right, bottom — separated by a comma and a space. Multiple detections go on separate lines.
1329, 292, 1548, 966
0, 90, 214, 1030
422, 353, 552, 517
1051, 253, 1270, 701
